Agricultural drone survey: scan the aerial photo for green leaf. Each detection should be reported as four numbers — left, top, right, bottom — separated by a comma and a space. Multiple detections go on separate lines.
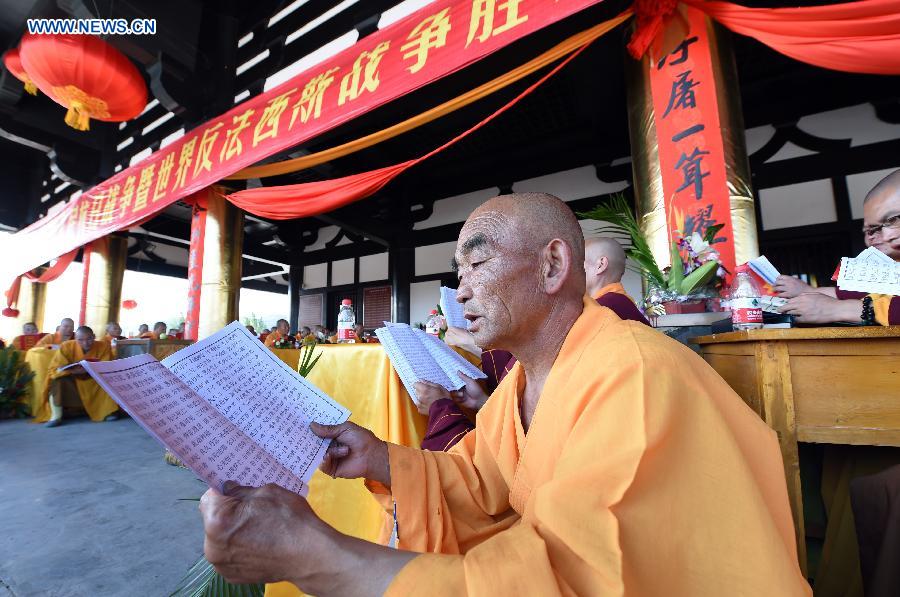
578, 193, 666, 288
680, 260, 719, 295
170, 556, 264, 597
702, 223, 725, 244
667, 242, 684, 291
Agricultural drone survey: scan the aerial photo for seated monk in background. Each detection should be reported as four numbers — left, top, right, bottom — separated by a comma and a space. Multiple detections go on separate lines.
777, 168, 900, 325
136, 323, 149, 337
417, 235, 651, 451
199, 193, 810, 596
264, 319, 295, 348
12, 322, 45, 350
104, 322, 125, 342
42, 326, 119, 428
141, 321, 167, 339
35, 318, 75, 348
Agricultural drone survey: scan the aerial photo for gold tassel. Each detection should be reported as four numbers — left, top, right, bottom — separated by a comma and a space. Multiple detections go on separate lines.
23, 81, 37, 95
64, 101, 90, 131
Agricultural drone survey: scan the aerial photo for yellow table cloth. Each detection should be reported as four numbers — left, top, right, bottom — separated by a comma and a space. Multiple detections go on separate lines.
267, 344, 427, 597
23, 347, 56, 418
269, 347, 301, 372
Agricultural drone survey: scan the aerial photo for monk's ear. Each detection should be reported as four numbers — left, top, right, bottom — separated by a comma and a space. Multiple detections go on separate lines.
541, 239, 572, 295
597, 256, 609, 275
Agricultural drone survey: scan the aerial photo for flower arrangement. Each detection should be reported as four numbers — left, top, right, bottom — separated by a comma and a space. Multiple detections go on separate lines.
579, 194, 727, 314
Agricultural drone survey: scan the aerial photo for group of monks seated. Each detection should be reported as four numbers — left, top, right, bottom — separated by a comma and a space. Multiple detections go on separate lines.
262, 320, 375, 348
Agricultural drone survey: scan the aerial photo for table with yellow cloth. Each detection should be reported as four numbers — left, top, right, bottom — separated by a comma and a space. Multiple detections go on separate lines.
266, 344, 427, 597
269, 347, 301, 372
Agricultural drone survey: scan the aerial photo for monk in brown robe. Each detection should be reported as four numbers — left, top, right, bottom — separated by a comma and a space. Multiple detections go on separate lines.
41, 326, 119, 427
34, 317, 74, 347
199, 193, 809, 596
776, 168, 900, 324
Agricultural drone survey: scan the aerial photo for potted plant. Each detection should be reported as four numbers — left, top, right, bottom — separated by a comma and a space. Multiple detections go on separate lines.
0, 347, 34, 419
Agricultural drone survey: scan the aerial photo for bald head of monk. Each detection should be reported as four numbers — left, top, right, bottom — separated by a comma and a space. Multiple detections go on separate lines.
59, 318, 74, 340
453, 192, 585, 356
23, 322, 38, 335
584, 237, 627, 297
106, 322, 122, 338
863, 169, 900, 260
75, 326, 95, 353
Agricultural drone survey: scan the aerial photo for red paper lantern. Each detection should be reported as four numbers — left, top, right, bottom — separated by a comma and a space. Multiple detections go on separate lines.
121, 299, 138, 310
19, 33, 147, 131
2, 307, 20, 318
2, 47, 38, 95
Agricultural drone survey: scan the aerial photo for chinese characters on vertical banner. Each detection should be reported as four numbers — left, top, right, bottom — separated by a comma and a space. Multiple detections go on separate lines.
6, 0, 611, 279
648, 6, 736, 275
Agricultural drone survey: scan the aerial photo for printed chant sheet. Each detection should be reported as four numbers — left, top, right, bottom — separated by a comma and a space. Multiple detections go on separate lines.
82, 321, 349, 495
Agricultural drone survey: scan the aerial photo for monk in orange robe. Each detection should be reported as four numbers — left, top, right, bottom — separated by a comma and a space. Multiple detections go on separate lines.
264, 319, 295, 347
199, 193, 810, 596
103, 321, 125, 342
39, 326, 119, 427
34, 317, 75, 347
11, 322, 44, 350
140, 321, 167, 339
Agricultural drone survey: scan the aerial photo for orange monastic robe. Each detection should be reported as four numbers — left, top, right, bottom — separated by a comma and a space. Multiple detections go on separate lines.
264, 330, 291, 347
34, 339, 118, 423
375, 297, 811, 595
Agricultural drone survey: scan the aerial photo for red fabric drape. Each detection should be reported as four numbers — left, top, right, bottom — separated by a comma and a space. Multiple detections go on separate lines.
632, 0, 900, 75
3, 248, 79, 315
226, 41, 591, 219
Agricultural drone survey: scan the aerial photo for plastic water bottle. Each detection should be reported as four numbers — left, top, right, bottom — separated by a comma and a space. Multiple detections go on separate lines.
337, 299, 356, 343
730, 265, 764, 331
425, 309, 441, 337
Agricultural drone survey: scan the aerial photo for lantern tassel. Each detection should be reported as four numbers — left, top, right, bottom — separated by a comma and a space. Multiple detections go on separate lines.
64, 101, 90, 131
23, 81, 37, 95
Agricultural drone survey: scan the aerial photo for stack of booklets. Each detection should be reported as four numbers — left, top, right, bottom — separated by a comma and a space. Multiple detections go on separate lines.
439, 286, 469, 330
836, 247, 900, 295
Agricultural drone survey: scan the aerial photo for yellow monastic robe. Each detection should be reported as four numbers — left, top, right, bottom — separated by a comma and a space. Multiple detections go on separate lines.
374, 297, 811, 596
264, 330, 289, 347
34, 332, 68, 348
35, 339, 118, 423
592, 281, 630, 301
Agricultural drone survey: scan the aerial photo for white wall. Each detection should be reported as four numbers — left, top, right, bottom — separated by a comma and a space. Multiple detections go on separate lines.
331, 258, 354, 286
758, 179, 837, 230
410, 280, 441, 326
415, 241, 457, 276
359, 252, 388, 282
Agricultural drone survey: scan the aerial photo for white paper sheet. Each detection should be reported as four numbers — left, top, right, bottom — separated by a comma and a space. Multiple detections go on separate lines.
83, 354, 308, 495
439, 286, 469, 330
837, 248, 900, 295
161, 321, 349, 485
375, 322, 486, 406
747, 255, 781, 285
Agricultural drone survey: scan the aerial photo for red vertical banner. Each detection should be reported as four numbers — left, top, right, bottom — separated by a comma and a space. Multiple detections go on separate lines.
648, 7, 735, 276
184, 191, 208, 341
78, 243, 92, 326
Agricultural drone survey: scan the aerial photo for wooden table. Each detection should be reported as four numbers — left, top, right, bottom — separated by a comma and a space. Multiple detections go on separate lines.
692, 326, 900, 573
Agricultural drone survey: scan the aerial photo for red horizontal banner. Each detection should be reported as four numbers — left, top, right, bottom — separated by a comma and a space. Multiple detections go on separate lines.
1, 0, 607, 282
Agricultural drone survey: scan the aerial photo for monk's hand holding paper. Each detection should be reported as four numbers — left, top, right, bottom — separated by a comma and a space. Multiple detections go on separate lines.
311, 421, 391, 487
200, 482, 331, 586
451, 372, 489, 412
780, 292, 862, 323
412, 380, 452, 415
772, 274, 815, 298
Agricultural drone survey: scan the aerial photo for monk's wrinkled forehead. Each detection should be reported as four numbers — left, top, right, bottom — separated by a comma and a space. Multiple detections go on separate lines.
453, 210, 513, 266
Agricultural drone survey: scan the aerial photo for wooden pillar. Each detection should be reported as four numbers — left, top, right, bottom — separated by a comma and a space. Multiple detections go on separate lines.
15, 273, 47, 331
198, 193, 243, 339
389, 245, 413, 324
82, 235, 127, 334
624, 10, 758, 277
288, 264, 303, 333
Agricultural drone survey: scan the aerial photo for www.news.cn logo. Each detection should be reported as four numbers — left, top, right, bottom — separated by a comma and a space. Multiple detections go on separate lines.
26, 18, 156, 35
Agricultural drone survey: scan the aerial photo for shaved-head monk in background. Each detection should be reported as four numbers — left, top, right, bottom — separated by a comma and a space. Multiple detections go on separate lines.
35, 317, 74, 347
584, 236, 649, 325
199, 193, 810, 596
